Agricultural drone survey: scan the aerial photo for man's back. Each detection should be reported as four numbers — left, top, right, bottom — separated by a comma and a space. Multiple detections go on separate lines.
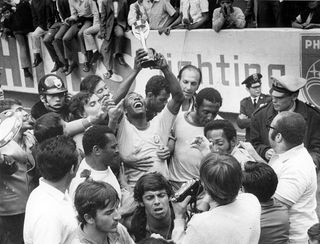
269, 145, 318, 243
182, 193, 261, 244
24, 179, 77, 244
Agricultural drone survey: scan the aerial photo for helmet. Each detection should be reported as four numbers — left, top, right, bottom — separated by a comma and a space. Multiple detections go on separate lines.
38, 74, 67, 95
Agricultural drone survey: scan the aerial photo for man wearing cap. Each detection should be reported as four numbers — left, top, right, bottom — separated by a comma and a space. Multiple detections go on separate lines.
250, 75, 320, 167
237, 73, 271, 141
31, 74, 70, 121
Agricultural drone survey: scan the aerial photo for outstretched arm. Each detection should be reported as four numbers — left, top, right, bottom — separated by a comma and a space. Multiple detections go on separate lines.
152, 53, 184, 114
112, 49, 147, 104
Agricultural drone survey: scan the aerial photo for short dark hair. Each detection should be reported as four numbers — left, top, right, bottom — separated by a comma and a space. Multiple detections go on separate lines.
308, 223, 320, 241
74, 180, 119, 225
82, 125, 115, 156
196, 88, 222, 107
0, 98, 22, 113
80, 75, 103, 93
33, 135, 78, 181
273, 111, 306, 147
177, 64, 202, 84
134, 172, 173, 203
145, 75, 170, 97
242, 161, 278, 202
34, 112, 64, 143
204, 120, 236, 142
68, 91, 93, 120
200, 153, 242, 205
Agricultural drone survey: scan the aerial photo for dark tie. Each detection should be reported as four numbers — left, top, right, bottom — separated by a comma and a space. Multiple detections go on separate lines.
253, 98, 257, 108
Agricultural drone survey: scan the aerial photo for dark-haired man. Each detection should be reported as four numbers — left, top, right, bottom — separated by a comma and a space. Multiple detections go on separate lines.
145, 75, 170, 121
72, 181, 134, 244
242, 161, 289, 244
237, 73, 271, 141
268, 111, 318, 243
23, 136, 78, 244
171, 153, 261, 244
130, 172, 174, 241
194, 119, 265, 169
168, 87, 222, 190
212, 0, 245, 32
69, 125, 121, 199
117, 51, 184, 187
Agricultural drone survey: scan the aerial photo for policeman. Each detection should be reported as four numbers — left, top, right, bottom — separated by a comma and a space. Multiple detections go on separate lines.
250, 75, 320, 167
236, 73, 271, 141
31, 74, 70, 120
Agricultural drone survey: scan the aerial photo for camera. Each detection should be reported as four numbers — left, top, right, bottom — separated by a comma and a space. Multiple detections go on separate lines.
171, 179, 203, 204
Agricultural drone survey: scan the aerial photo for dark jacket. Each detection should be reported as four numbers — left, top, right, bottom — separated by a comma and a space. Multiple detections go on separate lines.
100, 0, 128, 41
3, 0, 34, 33
237, 94, 271, 141
56, 0, 71, 21
250, 99, 320, 166
31, 101, 70, 121
30, 0, 56, 30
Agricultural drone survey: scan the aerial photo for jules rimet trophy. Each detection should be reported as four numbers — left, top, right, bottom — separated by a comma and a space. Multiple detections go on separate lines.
132, 19, 156, 68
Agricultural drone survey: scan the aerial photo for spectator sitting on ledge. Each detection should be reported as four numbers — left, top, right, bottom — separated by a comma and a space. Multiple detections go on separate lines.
292, 1, 320, 29
212, 0, 245, 32
161, 0, 209, 35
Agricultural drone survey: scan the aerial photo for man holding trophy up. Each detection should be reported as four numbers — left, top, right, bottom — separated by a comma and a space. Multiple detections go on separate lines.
117, 40, 184, 186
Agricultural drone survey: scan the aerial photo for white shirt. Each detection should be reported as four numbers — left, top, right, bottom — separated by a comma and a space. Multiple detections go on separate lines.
172, 193, 261, 244
69, 158, 121, 200
269, 144, 318, 244
118, 106, 176, 186
24, 178, 78, 244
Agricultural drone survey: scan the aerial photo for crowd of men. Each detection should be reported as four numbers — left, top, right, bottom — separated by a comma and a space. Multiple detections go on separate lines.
0, 43, 320, 244
1, 0, 320, 79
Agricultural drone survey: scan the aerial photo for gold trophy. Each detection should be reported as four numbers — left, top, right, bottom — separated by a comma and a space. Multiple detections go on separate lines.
132, 19, 156, 68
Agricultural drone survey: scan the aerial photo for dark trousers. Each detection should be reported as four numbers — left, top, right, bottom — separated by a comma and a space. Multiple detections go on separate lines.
0, 213, 25, 244
63, 20, 92, 63
43, 22, 70, 64
14, 32, 31, 69
101, 25, 124, 70
257, 0, 282, 27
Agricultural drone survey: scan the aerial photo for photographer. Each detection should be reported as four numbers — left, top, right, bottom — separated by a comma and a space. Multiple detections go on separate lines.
171, 153, 261, 244
212, 0, 245, 32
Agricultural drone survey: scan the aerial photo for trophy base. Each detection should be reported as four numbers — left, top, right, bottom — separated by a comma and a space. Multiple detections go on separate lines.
141, 59, 157, 68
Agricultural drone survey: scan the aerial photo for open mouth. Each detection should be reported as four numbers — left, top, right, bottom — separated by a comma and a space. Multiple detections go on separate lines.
154, 207, 164, 214
133, 101, 143, 108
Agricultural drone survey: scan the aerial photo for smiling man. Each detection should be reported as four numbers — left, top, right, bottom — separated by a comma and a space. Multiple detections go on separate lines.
117, 51, 184, 187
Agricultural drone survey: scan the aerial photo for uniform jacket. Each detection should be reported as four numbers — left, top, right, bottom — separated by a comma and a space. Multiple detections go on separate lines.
100, 0, 128, 41
250, 99, 320, 166
237, 93, 271, 141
